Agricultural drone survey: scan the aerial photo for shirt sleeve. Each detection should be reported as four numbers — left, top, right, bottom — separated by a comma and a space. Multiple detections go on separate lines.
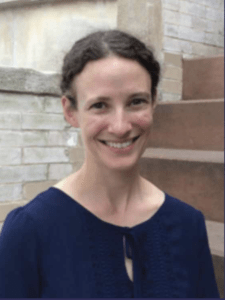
197, 211, 220, 298
0, 207, 40, 298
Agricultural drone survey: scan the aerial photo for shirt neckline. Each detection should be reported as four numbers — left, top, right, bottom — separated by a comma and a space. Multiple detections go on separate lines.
49, 187, 168, 231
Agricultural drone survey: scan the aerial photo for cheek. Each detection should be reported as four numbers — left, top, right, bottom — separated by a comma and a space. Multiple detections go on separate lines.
81, 115, 108, 139
133, 111, 153, 130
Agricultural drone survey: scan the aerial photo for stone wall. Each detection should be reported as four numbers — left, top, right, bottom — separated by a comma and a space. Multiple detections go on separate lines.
0, 0, 117, 72
161, 0, 224, 101
0, 67, 84, 228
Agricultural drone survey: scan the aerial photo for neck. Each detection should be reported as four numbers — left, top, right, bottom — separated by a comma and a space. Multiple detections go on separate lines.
75, 160, 145, 214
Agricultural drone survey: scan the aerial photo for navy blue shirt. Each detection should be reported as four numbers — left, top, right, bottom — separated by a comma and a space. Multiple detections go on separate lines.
0, 187, 219, 298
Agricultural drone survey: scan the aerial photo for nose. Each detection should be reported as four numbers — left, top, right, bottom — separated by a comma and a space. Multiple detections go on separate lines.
107, 109, 132, 137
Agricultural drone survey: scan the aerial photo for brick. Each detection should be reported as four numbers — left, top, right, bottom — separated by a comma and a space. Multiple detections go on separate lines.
72, 161, 84, 172
179, 26, 205, 43
0, 113, 21, 129
44, 96, 63, 113
163, 9, 180, 25
162, 0, 179, 11
205, 0, 224, 9
161, 92, 181, 102
163, 65, 182, 80
48, 163, 73, 180
162, 79, 182, 94
22, 113, 66, 130
192, 42, 224, 57
164, 37, 180, 52
0, 165, 47, 183
0, 148, 21, 165
205, 33, 224, 47
0, 93, 44, 112
180, 1, 206, 18
23, 147, 69, 163
0, 201, 27, 222
179, 13, 192, 27
47, 130, 79, 147
164, 52, 182, 67
180, 40, 193, 54
164, 23, 179, 38
206, 20, 216, 33
68, 147, 85, 163
192, 16, 207, 31
0, 183, 22, 202
22, 131, 48, 146
206, 7, 224, 20
23, 180, 57, 201
0, 130, 22, 147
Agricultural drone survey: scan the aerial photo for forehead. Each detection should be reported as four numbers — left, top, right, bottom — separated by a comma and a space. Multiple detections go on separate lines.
72, 56, 151, 99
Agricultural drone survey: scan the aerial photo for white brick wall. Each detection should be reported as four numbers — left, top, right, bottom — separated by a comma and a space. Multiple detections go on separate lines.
0, 184, 22, 202
48, 164, 73, 180
0, 72, 83, 207
162, 0, 224, 55
162, 0, 224, 102
23, 147, 69, 164
0, 165, 47, 183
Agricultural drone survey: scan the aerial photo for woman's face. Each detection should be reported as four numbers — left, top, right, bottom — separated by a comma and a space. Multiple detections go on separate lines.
69, 55, 155, 171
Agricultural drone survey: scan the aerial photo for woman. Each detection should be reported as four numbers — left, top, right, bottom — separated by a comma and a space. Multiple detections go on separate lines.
0, 30, 219, 298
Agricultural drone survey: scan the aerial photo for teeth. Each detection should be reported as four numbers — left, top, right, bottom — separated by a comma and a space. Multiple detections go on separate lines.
105, 140, 133, 148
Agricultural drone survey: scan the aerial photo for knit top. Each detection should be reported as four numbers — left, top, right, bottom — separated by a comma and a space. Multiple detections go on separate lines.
0, 187, 219, 298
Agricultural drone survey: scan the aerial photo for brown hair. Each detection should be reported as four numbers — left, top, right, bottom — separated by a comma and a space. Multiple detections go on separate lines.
60, 30, 160, 109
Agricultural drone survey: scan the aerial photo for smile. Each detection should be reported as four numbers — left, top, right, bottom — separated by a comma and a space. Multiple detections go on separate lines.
99, 136, 140, 149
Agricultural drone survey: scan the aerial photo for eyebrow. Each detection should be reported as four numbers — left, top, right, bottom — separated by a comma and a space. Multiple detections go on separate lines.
87, 92, 151, 105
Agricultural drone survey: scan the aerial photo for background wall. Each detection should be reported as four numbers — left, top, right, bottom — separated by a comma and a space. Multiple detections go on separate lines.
161, 0, 224, 101
0, 0, 117, 72
0, 0, 224, 224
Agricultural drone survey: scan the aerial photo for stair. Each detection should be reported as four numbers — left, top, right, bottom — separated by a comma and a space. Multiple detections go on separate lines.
139, 55, 224, 297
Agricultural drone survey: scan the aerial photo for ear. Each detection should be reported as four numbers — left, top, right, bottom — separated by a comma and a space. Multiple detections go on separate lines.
61, 96, 80, 128
152, 91, 158, 111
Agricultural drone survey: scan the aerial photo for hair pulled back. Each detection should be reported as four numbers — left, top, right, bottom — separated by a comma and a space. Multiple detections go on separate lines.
60, 30, 160, 109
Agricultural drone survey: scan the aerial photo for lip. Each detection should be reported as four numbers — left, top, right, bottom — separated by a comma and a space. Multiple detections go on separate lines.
98, 136, 140, 153
99, 136, 140, 144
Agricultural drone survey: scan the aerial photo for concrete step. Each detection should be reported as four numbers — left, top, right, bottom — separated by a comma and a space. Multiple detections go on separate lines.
206, 220, 224, 298
148, 99, 224, 151
139, 148, 224, 222
182, 55, 224, 100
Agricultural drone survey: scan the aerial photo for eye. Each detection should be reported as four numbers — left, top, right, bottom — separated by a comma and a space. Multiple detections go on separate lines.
91, 102, 106, 110
131, 98, 147, 106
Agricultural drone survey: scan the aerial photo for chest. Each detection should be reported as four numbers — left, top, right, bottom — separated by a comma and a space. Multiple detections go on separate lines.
39, 220, 199, 298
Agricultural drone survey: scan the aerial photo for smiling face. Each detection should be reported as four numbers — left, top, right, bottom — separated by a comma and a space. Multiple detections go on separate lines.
63, 56, 155, 171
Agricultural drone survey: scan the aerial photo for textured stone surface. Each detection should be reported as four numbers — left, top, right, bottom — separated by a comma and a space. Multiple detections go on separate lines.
0, 183, 22, 202
0, 165, 47, 183
0, 201, 27, 222
23, 147, 69, 164
0, 148, 21, 165
0, 67, 61, 95
183, 56, 224, 100
22, 113, 66, 130
117, 0, 163, 59
212, 254, 224, 298
23, 180, 57, 201
149, 99, 224, 151
139, 151, 224, 222
48, 163, 73, 180
0, 0, 117, 72
0, 92, 44, 112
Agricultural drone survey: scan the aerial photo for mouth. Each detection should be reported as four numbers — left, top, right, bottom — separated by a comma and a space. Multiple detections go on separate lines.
99, 136, 140, 149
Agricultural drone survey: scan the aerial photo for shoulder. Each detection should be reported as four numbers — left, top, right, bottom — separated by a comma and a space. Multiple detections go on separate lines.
162, 193, 205, 232
1, 187, 70, 237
